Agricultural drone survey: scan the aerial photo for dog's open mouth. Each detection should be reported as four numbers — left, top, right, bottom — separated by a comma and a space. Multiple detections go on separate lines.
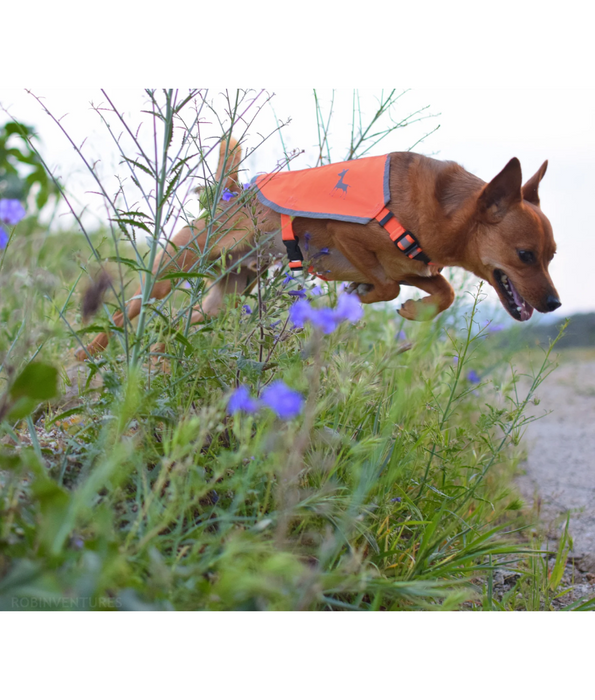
493, 269, 534, 321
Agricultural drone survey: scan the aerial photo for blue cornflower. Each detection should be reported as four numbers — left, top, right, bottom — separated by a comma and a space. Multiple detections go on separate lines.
467, 370, 481, 384
0, 225, 8, 250
0, 199, 26, 226
261, 381, 304, 420
227, 386, 260, 415
221, 188, 238, 202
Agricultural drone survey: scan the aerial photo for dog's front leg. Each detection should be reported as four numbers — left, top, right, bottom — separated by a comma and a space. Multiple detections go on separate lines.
397, 273, 455, 321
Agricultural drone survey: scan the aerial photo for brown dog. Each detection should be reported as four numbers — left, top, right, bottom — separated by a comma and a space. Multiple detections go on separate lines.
75, 137, 560, 360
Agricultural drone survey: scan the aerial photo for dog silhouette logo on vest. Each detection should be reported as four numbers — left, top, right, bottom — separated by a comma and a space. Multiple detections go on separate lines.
332, 169, 350, 197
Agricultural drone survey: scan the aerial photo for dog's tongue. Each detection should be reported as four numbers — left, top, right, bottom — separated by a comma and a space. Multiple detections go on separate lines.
509, 279, 534, 321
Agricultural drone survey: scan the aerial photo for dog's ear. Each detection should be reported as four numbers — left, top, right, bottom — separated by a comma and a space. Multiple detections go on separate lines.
522, 160, 548, 206
477, 158, 523, 223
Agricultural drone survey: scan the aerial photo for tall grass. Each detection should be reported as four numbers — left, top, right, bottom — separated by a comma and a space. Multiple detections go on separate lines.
0, 89, 591, 610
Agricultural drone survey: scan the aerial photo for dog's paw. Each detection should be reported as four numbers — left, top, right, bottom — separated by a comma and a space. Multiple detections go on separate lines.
345, 282, 373, 298
398, 298, 439, 321
398, 298, 420, 321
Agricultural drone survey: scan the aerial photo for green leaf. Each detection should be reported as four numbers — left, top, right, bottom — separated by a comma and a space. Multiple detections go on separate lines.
173, 332, 193, 354
105, 256, 152, 274
0, 450, 22, 470
160, 271, 209, 281
10, 362, 59, 402
7, 397, 38, 421
122, 157, 155, 177
45, 407, 85, 428
110, 218, 153, 234
237, 356, 268, 376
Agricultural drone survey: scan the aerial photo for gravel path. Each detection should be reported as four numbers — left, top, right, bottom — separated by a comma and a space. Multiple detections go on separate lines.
517, 353, 595, 573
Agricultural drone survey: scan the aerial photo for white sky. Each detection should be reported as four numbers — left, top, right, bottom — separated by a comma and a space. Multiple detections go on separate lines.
1, 86, 592, 317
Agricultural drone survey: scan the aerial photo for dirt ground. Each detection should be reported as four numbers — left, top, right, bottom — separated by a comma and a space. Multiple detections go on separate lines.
516, 349, 595, 597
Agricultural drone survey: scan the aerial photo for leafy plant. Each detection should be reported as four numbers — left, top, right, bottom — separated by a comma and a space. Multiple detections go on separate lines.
0, 120, 59, 211
0, 90, 591, 611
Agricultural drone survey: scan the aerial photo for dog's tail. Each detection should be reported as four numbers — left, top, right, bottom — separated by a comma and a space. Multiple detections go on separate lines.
214, 135, 243, 193
195, 135, 243, 202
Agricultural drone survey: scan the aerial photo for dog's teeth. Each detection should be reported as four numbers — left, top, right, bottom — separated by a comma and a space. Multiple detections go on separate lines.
501, 274, 508, 283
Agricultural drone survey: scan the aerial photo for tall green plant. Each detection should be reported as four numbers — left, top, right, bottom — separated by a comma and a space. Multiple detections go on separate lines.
0, 120, 59, 210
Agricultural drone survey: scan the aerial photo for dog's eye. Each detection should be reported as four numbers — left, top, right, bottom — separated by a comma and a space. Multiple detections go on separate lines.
518, 249, 536, 264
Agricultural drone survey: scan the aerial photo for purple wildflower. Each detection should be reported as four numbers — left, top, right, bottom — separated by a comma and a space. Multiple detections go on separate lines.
482, 320, 506, 334
221, 188, 238, 202
396, 330, 407, 341
242, 304, 252, 314
0, 199, 26, 226
289, 298, 312, 327
391, 497, 402, 503
283, 273, 296, 286
310, 286, 323, 296
335, 294, 363, 323
453, 356, 459, 365
227, 386, 260, 415
261, 381, 304, 420
309, 307, 339, 334
0, 225, 8, 250
467, 370, 481, 384
288, 289, 308, 299
312, 247, 330, 258
243, 182, 252, 190
289, 295, 362, 333
488, 323, 505, 333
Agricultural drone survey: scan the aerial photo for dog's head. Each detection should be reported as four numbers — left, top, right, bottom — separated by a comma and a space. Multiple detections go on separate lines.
471, 157, 560, 321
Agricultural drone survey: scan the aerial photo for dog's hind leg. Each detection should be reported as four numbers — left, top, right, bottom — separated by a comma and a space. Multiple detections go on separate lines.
74, 136, 245, 360
397, 273, 456, 321
74, 274, 177, 360
74, 223, 202, 360
189, 266, 252, 324
328, 224, 401, 303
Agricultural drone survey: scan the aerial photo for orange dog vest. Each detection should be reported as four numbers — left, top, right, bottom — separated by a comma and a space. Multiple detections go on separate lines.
253, 155, 431, 270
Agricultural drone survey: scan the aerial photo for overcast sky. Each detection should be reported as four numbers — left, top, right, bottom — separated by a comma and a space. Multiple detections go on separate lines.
1, 87, 593, 318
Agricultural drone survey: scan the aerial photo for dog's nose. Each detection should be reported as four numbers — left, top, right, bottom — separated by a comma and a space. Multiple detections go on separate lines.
545, 294, 561, 312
